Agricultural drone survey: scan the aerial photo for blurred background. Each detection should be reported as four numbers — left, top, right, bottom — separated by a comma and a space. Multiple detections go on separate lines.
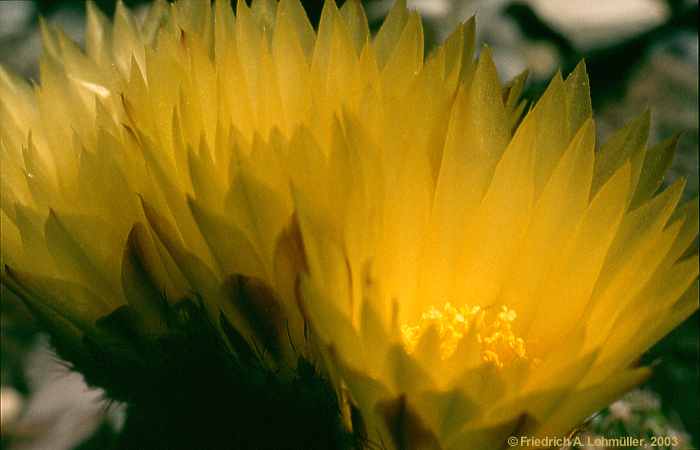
1, 1, 697, 449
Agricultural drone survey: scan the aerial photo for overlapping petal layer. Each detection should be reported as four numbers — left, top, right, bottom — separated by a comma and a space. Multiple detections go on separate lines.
0, 1, 696, 449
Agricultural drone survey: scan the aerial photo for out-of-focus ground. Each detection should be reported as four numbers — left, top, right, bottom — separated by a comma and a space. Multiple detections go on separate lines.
1, 1, 697, 449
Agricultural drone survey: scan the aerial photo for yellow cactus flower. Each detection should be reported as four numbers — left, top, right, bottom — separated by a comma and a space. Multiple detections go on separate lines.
0, 0, 697, 449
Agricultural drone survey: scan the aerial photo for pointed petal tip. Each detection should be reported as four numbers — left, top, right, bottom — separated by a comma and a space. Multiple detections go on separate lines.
669, 131, 684, 144
571, 59, 587, 75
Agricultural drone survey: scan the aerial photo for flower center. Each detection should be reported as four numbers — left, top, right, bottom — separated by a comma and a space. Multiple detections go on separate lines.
400, 302, 528, 367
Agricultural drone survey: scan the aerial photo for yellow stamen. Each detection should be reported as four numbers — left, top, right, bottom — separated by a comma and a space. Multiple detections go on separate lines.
401, 303, 529, 367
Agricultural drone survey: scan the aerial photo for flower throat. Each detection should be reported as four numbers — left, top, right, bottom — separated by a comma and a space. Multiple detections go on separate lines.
401, 303, 530, 367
